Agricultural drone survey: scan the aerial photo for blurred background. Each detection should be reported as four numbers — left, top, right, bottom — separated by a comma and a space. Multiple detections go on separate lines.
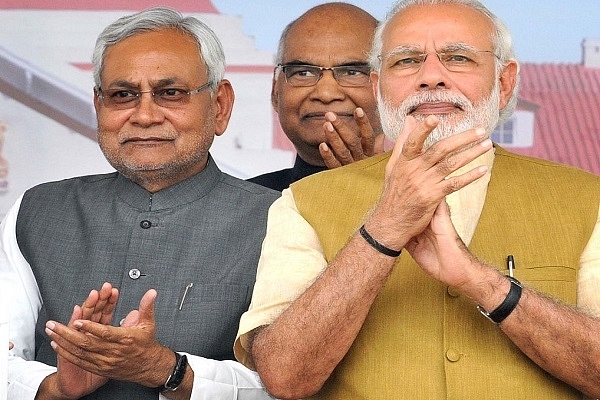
0, 0, 598, 217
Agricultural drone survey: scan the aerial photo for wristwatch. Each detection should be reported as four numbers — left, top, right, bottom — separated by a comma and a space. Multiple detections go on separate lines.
159, 351, 188, 392
477, 276, 523, 324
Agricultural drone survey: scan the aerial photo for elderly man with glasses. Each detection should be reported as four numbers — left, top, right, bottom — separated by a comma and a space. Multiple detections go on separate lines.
248, 2, 384, 191
2, 7, 278, 400
235, 0, 600, 399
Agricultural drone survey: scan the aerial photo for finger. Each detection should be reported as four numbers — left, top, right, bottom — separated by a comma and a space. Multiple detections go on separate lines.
323, 121, 354, 164
442, 163, 489, 196
373, 133, 385, 155
94, 286, 119, 324
80, 283, 119, 325
68, 305, 83, 327
51, 338, 109, 377
71, 319, 118, 344
79, 289, 100, 321
319, 143, 343, 169
46, 320, 97, 354
422, 126, 488, 168
382, 135, 395, 152
432, 136, 492, 184
354, 108, 377, 156
95, 282, 114, 310
403, 236, 419, 256
323, 112, 359, 164
80, 283, 111, 321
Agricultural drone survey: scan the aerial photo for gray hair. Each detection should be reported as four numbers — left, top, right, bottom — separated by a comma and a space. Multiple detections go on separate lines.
275, 20, 293, 66
369, 0, 520, 123
92, 7, 225, 93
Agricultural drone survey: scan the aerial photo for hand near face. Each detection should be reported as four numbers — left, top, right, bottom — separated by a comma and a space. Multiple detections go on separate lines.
41, 282, 119, 398
45, 289, 173, 389
319, 108, 385, 169
365, 115, 491, 251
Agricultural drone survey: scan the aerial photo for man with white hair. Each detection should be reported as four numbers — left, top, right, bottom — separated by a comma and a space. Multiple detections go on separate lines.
234, 0, 600, 399
2, 7, 277, 400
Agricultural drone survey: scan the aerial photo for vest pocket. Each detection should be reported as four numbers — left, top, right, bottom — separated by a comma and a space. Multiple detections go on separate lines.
166, 283, 251, 359
509, 265, 576, 305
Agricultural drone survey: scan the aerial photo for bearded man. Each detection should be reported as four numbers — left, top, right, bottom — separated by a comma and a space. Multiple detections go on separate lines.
234, 1, 600, 399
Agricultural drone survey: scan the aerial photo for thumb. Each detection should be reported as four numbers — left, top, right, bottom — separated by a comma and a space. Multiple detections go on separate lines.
138, 289, 157, 325
121, 310, 139, 327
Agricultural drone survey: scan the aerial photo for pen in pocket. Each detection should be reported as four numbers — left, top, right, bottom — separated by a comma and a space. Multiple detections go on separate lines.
179, 283, 194, 310
507, 255, 515, 278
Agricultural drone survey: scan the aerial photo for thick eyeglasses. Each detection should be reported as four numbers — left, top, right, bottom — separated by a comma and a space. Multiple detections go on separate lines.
382, 49, 499, 75
277, 64, 371, 87
97, 82, 211, 109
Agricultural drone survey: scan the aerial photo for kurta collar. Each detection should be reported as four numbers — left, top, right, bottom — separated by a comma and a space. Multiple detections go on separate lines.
114, 154, 221, 211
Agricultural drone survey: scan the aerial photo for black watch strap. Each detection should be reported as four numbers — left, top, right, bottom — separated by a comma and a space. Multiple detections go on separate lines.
477, 276, 522, 324
159, 351, 188, 392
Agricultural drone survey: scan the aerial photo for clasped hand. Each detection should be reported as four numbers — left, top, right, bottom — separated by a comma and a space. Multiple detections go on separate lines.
43, 283, 171, 398
365, 115, 491, 261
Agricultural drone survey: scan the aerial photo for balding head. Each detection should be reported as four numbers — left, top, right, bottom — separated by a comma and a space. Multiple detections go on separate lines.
276, 3, 377, 64
272, 2, 381, 166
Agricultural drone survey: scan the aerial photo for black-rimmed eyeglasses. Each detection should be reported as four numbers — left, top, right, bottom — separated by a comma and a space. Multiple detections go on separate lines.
96, 82, 212, 109
276, 64, 371, 87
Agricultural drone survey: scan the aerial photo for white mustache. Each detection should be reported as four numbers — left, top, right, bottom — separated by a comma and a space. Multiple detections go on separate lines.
377, 82, 501, 145
400, 90, 472, 115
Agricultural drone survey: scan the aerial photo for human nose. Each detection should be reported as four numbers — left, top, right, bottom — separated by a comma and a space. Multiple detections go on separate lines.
309, 70, 345, 102
129, 91, 164, 125
415, 52, 450, 91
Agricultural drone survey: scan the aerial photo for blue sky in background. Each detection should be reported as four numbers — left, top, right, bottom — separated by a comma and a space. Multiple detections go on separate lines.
211, 0, 599, 64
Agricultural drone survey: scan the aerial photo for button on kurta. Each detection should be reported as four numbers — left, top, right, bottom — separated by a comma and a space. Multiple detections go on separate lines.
140, 220, 152, 229
447, 286, 460, 298
446, 349, 462, 362
128, 268, 141, 279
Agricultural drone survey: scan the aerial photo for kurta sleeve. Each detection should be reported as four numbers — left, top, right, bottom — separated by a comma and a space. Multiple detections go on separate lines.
234, 189, 327, 369
577, 204, 600, 313
2, 195, 53, 400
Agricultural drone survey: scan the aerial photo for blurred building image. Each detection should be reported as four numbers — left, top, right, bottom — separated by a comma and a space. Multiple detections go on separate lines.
495, 38, 600, 175
0, 0, 598, 217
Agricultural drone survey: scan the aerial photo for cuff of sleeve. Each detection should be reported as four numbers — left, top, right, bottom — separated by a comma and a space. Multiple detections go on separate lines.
176, 354, 268, 400
8, 357, 56, 400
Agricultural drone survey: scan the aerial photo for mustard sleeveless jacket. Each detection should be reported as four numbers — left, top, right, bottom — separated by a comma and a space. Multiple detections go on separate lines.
291, 147, 599, 399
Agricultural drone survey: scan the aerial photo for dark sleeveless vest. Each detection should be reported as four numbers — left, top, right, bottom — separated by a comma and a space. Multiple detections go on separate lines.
291, 146, 600, 399
16, 158, 278, 399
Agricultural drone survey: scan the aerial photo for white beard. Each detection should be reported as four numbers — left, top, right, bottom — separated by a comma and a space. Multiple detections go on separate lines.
378, 82, 501, 149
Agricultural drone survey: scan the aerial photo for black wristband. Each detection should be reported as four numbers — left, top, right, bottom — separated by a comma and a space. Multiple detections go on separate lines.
477, 276, 522, 324
359, 225, 402, 257
159, 351, 188, 392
